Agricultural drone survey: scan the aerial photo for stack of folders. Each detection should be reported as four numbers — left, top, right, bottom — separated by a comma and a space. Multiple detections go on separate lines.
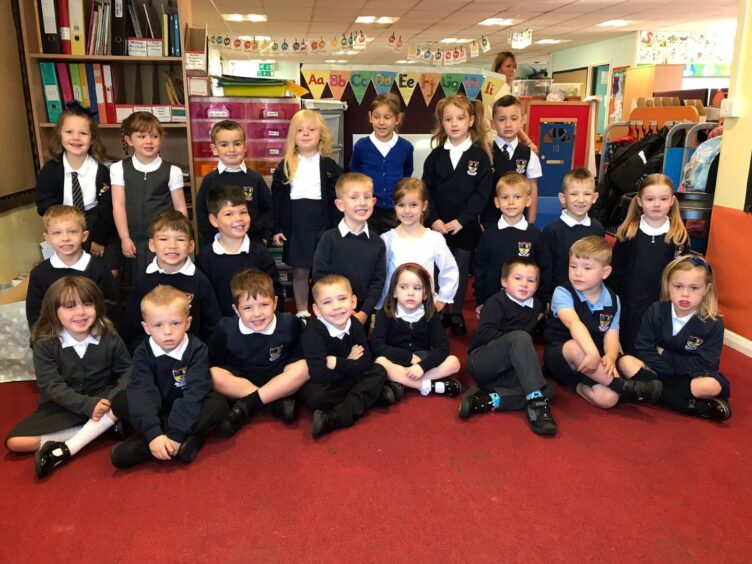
40, 61, 116, 124
35, 0, 181, 56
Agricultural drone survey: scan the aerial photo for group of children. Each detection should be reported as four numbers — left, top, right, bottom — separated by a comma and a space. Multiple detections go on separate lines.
4, 90, 731, 479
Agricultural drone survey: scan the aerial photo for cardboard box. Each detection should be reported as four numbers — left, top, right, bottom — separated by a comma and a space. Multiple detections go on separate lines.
127, 38, 164, 57
185, 27, 208, 76
152, 105, 171, 123
188, 77, 210, 96
115, 105, 135, 122
133, 105, 153, 114
171, 106, 187, 122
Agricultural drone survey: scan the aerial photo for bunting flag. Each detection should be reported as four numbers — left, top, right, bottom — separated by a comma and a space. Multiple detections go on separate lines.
349, 70, 373, 103
440, 74, 464, 97
481, 75, 506, 108
328, 70, 351, 100
462, 74, 484, 100
419, 73, 441, 106
303, 68, 329, 99
371, 71, 397, 95
396, 72, 421, 105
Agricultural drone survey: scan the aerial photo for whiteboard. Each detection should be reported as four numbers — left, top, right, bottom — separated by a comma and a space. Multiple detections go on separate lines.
352, 134, 434, 179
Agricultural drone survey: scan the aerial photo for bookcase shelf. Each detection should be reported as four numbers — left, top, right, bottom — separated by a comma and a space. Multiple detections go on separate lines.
40, 122, 187, 128
30, 53, 183, 63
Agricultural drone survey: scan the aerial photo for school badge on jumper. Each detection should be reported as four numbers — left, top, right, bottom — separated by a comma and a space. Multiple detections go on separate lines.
515, 159, 528, 174
675, 245, 685, 258
517, 241, 532, 257
98, 183, 111, 196
467, 160, 479, 176
685, 336, 704, 351
243, 185, 254, 201
184, 292, 194, 308
269, 345, 283, 362
598, 313, 613, 332
172, 367, 188, 388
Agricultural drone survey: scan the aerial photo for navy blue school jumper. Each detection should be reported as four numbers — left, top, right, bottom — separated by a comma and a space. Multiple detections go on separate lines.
195, 167, 273, 247
208, 313, 304, 385
35, 158, 116, 246
542, 217, 605, 296
473, 219, 552, 307
468, 291, 553, 410
121, 263, 221, 352
195, 238, 284, 317
370, 309, 449, 371
349, 135, 414, 234
5, 334, 131, 441
635, 301, 729, 403
611, 231, 688, 354
111, 335, 227, 445
543, 282, 620, 390
312, 226, 387, 317
481, 141, 532, 227
26, 254, 116, 329
271, 157, 343, 268
298, 317, 387, 427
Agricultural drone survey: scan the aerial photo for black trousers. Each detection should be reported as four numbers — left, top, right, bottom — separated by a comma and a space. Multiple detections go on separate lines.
543, 344, 600, 391
297, 365, 387, 427
468, 331, 553, 411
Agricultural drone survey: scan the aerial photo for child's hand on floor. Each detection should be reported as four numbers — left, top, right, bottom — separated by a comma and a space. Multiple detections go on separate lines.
150, 435, 179, 461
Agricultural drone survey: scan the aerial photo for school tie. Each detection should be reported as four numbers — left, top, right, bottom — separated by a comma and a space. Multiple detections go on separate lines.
503, 144, 511, 160
71, 171, 85, 211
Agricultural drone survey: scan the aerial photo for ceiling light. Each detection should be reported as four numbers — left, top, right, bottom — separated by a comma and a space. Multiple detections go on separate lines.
479, 18, 514, 26
395, 59, 416, 64
325, 59, 349, 63
333, 50, 358, 55
535, 39, 570, 45
440, 38, 472, 44
223, 14, 267, 22
597, 19, 629, 27
355, 16, 399, 24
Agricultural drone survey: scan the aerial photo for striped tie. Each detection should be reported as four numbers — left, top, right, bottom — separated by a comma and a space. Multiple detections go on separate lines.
503, 144, 511, 160
71, 171, 85, 211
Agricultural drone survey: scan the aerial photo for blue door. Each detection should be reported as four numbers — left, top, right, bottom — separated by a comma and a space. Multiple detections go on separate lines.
536, 121, 576, 228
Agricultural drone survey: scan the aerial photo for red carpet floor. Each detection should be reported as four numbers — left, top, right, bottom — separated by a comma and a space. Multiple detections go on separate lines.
1, 308, 751, 562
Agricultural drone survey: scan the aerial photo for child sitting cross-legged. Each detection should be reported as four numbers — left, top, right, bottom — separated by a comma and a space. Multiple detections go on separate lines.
208, 269, 308, 436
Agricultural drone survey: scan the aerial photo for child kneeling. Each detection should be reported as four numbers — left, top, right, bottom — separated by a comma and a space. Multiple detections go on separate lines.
209, 269, 308, 435
461, 257, 556, 435
110, 286, 228, 468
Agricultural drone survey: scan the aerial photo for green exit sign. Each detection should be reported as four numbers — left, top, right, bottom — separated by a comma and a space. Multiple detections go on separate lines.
258, 63, 275, 71
257, 70, 273, 77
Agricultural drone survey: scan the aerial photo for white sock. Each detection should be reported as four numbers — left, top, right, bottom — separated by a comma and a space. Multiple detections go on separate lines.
39, 425, 83, 447
64, 413, 115, 456
420, 378, 432, 396
434, 381, 446, 394
296, 310, 310, 317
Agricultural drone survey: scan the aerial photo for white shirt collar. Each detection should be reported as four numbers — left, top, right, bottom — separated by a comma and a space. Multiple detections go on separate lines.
560, 210, 592, 227
50, 251, 91, 271
217, 161, 248, 174
299, 152, 320, 163
443, 136, 473, 152
494, 136, 519, 152
146, 256, 196, 275
149, 333, 189, 360
319, 316, 352, 339
62, 153, 96, 175
131, 155, 163, 173
506, 292, 534, 308
369, 131, 399, 151
238, 314, 277, 335
212, 233, 250, 255
395, 304, 425, 323
59, 330, 100, 357
497, 216, 528, 231
639, 216, 670, 236
338, 218, 370, 239
671, 304, 695, 335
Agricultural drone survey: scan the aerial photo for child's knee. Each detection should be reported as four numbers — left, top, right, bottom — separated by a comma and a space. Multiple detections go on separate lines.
561, 340, 583, 363
5, 436, 37, 453
617, 355, 643, 378
446, 355, 461, 372
691, 376, 722, 398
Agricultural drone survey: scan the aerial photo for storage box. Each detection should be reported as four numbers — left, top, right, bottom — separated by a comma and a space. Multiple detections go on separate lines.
128, 38, 163, 57
115, 105, 135, 121
246, 101, 299, 120
245, 120, 290, 140
188, 77, 211, 97
152, 105, 171, 122
185, 27, 209, 76
189, 99, 247, 119
171, 106, 187, 123
247, 140, 285, 159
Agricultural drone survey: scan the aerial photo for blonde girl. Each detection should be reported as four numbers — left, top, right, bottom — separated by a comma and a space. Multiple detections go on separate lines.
378, 178, 458, 311
373, 263, 461, 398
618, 256, 731, 421
612, 173, 689, 353
422, 95, 493, 335
350, 92, 414, 234
35, 102, 114, 257
271, 109, 343, 320
5, 277, 131, 478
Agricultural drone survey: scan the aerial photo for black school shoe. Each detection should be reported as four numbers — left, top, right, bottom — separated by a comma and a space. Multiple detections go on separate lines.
218, 402, 252, 437
620, 379, 663, 403
441, 311, 452, 328
270, 397, 297, 424
35, 441, 71, 479
525, 398, 557, 435
458, 387, 494, 419
111, 438, 151, 469
177, 430, 209, 464
311, 409, 339, 438
450, 315, 467, 336
387, 381, 406, 402
690, 398, 732, 421
433, 377, 463, 397
376, 384, 397, 406
104, 420, 126, 441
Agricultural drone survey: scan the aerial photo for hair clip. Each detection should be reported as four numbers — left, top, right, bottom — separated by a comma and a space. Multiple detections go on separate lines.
65, 99, 98, 118
685, 255, 712, 275
400, 262, 432, 281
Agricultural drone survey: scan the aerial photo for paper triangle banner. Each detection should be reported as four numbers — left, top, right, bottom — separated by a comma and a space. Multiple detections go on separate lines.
350, 70, 373, 104
371, 71, 397, 95
441, 74, 463, 97
328, 70, 351, 100
481, 76, 506, 107
396, 72, 421, 105
419, 73, 441, 106
303, 68, 328, 99
462, 74, 484, 100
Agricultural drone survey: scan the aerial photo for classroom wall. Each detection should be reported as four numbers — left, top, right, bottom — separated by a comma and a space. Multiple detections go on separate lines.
706, 0, 752, 345
549, 34, 637, 73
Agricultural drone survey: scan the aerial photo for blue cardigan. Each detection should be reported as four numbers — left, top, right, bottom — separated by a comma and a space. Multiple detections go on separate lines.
349, 136, 414, 208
